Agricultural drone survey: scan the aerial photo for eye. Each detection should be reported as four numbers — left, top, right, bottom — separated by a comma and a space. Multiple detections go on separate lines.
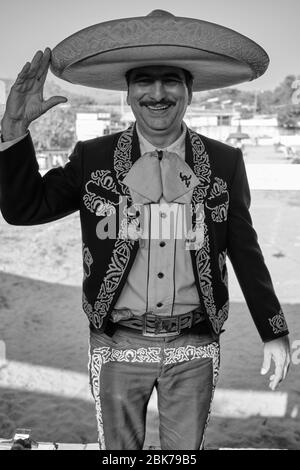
164, 78, 183, 86
134, 78, 153, 85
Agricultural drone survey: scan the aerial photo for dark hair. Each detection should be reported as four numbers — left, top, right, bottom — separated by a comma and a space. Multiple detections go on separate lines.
125, 67, 194, 94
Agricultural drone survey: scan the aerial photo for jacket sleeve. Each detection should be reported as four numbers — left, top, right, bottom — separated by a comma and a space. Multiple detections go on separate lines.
0, 132, 82, 225
227, 148, 289, 342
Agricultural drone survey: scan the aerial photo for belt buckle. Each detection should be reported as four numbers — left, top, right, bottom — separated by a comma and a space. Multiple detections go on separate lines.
142, 314, 180, 337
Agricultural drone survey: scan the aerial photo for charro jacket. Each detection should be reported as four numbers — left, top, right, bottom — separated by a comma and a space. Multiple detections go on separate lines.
0, 124, 289, 342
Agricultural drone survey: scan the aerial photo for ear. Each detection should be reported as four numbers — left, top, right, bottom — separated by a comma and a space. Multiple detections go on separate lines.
126, 91, 130, 106
188, 90, 193, 106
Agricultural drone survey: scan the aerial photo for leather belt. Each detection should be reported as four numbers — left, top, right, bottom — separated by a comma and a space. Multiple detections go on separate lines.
111, 310, 207, 338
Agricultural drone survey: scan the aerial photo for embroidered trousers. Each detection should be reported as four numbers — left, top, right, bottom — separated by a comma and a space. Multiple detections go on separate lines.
89, 324, 220, 450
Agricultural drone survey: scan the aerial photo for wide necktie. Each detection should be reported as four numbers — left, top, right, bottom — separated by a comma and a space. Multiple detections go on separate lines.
123, 150, 200, 204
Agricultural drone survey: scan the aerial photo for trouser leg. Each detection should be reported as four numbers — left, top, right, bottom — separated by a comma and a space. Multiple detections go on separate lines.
157, 332, 220, 450
89, 329, 159, 450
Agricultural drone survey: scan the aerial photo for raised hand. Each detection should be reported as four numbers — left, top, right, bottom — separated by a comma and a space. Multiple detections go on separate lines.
1, 48, 67, 141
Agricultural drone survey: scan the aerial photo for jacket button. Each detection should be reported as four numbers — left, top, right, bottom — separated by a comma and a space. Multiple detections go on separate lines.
160, 241, 166, 247
157, 272, 164, 279
157, 302, 163, 308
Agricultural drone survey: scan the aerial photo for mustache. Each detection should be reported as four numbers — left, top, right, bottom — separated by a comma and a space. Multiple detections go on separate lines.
140, 100, 176, 107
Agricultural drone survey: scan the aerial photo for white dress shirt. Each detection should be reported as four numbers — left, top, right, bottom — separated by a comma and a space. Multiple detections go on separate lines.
0, 133, 27, 151
114, 123, 201, 317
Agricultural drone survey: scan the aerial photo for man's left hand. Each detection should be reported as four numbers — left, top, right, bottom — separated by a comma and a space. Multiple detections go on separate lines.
261, 335, 291, 391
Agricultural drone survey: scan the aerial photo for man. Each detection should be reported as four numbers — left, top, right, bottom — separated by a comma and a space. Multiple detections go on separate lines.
0, 10, 290, 450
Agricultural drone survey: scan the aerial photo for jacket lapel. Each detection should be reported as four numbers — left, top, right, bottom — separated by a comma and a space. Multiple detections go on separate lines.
91, 125, 140, 329
113, 124, 141, 201
185, 127, 211, 212
185, 128, 220, 333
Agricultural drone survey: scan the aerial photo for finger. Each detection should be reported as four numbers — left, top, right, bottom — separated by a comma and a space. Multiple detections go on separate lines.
14, 62, 31, 85
282, 358, 291, 380
18, 62, 31, 77
24, 50, 49, 91
36, 48, 51, 82
269, 375, 280, 391
27, 50, 44, 78
270, 377, 282, 391
36, 62, 51, 89
261, 351, 271, 375
31, 49, 44, 67
43, 96, 68, 112
270, 363, 284, 390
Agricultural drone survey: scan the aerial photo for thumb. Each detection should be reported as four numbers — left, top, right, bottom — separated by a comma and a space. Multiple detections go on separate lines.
261, 349, 271, 375
43, 95, 68, 112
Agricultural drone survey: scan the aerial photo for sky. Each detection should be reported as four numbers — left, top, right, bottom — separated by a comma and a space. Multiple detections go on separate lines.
0, 0, 299, 94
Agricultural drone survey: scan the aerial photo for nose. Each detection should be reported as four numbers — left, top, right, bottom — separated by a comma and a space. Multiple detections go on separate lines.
149, 80, 167, 101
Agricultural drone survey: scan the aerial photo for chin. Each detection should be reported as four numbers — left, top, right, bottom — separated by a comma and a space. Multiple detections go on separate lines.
146, 120, 174, 130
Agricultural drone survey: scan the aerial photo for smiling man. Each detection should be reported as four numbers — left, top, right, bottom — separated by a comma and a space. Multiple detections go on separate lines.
0, 10, 290, 450
126, 66, 193, 146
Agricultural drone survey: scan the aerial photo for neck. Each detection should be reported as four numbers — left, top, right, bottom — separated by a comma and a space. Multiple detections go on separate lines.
136, 124, 183, 148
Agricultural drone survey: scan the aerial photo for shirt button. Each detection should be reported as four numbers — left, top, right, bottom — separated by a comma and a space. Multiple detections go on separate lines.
160, 241, 166, 247
157, 302, 163, 308
157, 272, 164, 279
160, 212, 167, 219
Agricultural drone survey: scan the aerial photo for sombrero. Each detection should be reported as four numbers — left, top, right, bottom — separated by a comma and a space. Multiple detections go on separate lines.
50, 9, 269, 91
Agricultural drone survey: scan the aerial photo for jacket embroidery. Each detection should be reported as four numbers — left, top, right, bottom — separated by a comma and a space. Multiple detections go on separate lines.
83, 292, 98, 328
83, 238, 135, 329
83, 244, 93, 279
189, 129, 211, 204
209, 300, 229, 334
206, 177, 229, 223
113, 125, 134, 198
269, 309, 288, 334
219, 250, 228, 287
189, 129, 222, 334
97, 170, 119, 194
83, 170, 118, 216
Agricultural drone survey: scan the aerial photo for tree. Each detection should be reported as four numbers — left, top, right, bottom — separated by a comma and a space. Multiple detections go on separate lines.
30, 106, 76, 150
272, 75, 297, 105
277, 105, 300, 129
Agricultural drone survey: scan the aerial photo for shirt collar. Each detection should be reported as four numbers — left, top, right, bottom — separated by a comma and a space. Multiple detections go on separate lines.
136, 122, 187, 160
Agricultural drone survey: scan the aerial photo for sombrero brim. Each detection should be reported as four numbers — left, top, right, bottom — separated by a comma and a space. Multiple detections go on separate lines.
50, 10, 269, 91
